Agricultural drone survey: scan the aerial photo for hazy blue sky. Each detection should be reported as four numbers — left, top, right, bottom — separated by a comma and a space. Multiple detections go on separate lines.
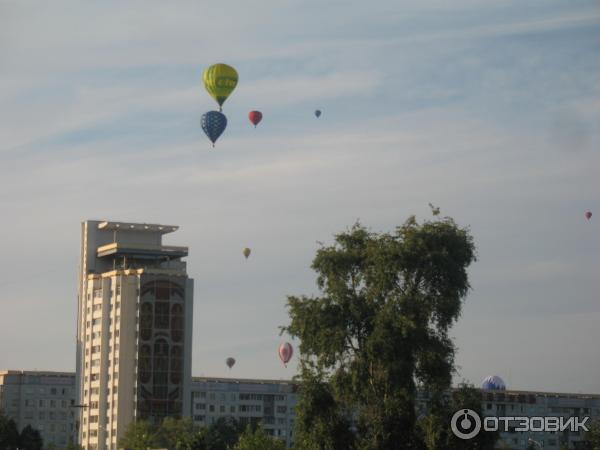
1, 0, 599, 393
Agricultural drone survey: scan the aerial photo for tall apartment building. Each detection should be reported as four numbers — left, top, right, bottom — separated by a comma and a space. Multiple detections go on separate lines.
76, 220, 194, 450
0, 370, 76, 447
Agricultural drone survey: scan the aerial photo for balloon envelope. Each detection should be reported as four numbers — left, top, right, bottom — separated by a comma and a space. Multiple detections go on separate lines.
585, 211, 592, 220
201, 111, 227, 146
278, 342, 293, 366
226, 357, 236, 369
315, 109, 322, 118
243, 248, 251, 259
248, 111, 262, 127
203, 63, 238, 108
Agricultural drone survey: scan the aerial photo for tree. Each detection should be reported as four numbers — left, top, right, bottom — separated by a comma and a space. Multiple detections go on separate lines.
438, 385, 499, 450
19, 424, 44, 450
118, 420, 159, 450
0, 412, 20, 450
586, 419, 600, 450
156, 417, 196, 449
283, 215, 477, 450
233, 426, 286, 450
196, 417, 245, 450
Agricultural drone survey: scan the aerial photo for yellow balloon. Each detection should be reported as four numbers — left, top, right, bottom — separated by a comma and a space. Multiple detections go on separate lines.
203, 63, 238, 109
243, 248, 251, 259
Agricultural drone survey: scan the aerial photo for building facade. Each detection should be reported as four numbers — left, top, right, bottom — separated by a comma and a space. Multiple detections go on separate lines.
0, 370, 76, 448
480, 388, 600, 450
190, 377, 298, 447
2, 370, 599, 449
76, 221, 194, 450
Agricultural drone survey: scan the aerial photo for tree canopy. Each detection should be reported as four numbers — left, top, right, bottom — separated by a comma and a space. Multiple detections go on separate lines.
283, 214, 480, 449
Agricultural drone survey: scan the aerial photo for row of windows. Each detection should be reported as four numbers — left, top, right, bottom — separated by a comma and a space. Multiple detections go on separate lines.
192, 392, 288, 403
194, 403, 288, 414
23, 411, 70, 421
23, 399, 71, 408
19, 387, 71, 396
85, 317, 120, 328
88, 286, 122, 299
86, 330, 120, 341
83, 386, 118, 396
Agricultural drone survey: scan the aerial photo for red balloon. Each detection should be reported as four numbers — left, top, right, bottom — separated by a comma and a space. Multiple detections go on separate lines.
248, 110, 263, 127
278, 342, 293, 367
585, 211, 592, 220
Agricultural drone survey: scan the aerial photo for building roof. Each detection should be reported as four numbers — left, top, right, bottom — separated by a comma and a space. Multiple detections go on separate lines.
96, 221, 179, 234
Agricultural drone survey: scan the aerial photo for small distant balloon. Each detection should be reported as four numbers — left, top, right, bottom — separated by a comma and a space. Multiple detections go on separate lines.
248, 111, 263, 128
201, 111, 227, 147
314, 109, 322, 118
585, 211, 592, 220
278, 342, 293, 367
243, 248, 251, 259
226, 357, 236, 369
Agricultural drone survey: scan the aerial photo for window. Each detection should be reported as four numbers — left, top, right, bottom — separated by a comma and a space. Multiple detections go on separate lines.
220, 405, 225, 413
50, 400, 56, 407
209, 405, 215, 412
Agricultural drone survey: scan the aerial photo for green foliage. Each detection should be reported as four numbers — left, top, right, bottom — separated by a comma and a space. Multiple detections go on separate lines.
118, 420, 159, 450
0, 411, 20, 450
283, 216, 477, 450
233, 426, 286, 450
587, 419, 600, 450
196, 417, 245, 450
156, 417, 196, 449
19, 424, 44, 450
436, 385, 499, 450
119, 417, 245, 450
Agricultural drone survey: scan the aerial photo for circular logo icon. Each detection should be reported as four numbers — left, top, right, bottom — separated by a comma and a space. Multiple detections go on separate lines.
451, 409, 481, 440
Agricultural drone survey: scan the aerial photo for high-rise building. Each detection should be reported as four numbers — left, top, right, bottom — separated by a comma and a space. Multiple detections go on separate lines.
76, 220, 194, 450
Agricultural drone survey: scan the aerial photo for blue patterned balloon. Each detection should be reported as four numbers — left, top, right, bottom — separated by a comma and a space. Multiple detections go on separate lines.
481, 375, 506, 391
201, 111, 227, 147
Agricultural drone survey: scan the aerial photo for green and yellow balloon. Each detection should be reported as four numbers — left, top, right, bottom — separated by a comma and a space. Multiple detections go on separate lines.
203, 63, 238, 110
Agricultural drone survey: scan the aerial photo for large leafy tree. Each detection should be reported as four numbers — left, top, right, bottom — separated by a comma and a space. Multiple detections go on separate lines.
0, 412, 20, 450
586, 420, 600, 450
19, 424, 44, 450
233, 426, 286, 450
118, 420, 159, 450
283, 214, 477, 450
436, 385, 499, 450
156, 417, 196, 449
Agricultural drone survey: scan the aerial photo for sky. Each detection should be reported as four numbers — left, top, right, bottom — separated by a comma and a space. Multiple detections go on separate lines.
0, 0, 599, 394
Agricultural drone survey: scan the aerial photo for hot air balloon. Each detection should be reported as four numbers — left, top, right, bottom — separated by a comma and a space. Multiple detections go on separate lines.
248, 110, 262, 128
203, 63, 238, 110
585, 211, 592, 220
314, 109, 322, 118
243, 248, 251, 259
226, 357, 236, 369
278, 342, 293, 367
201, 111, 227, 147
